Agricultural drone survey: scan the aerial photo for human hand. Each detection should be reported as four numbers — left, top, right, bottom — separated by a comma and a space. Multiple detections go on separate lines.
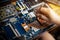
33, 31, 55, 40
35, 6, 60, 25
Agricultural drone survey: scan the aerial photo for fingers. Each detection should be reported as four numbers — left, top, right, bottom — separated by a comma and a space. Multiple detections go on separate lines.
40, 7, 50, 18
34, 6, 41, 14
40, 31, 55, 40
34, 6, 51, 18
35, 6, 51, 21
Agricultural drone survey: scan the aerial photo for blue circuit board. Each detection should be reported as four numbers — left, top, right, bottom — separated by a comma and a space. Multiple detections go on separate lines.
0, 0, 55, 40
2, 15, 42, 40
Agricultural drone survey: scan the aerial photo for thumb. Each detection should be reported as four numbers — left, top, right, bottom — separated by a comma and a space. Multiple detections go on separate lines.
40, 7, 50, 18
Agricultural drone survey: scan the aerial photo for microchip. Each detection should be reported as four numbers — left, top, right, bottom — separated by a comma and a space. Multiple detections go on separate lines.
28, 12, 36, 18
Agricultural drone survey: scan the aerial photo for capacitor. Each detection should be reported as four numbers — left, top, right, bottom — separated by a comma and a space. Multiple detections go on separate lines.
21, 23, 30, 32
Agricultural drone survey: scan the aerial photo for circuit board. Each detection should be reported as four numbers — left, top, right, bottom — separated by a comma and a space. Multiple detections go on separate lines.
0, 4, 17, 20
0, 0, 57, 40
